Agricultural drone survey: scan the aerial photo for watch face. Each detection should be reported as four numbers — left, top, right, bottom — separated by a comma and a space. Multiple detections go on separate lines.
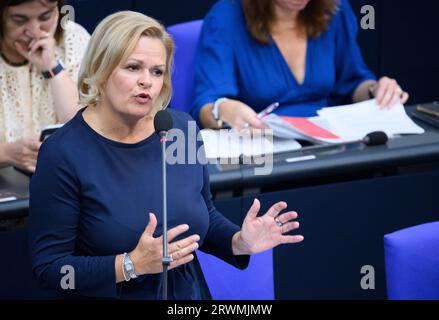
126, 263, 133, 272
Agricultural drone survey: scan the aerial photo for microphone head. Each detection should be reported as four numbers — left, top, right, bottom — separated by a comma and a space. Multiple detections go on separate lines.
363, 131, 388, 146
154, 109, 173, 136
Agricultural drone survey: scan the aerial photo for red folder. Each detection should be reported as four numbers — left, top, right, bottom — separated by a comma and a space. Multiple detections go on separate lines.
281, 116, 340, 139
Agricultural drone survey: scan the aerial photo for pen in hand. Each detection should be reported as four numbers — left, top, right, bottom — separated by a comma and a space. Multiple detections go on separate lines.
257, 102, 280, 119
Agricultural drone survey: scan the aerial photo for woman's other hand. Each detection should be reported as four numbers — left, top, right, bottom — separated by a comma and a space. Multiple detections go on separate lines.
220, 99, 268, 131
130, 213, 200, 275
14, 31, 57, 72
4, 137, 41, 173
232, 199, 304, 255
373, 76, 409, 109
201, 99, 269, 130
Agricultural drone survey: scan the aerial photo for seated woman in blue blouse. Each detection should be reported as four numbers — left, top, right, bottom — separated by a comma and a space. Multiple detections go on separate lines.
28, 11, 304, 299
192, 0, 409, 130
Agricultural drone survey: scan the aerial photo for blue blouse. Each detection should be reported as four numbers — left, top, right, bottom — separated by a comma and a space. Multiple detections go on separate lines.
29, 108, 248, 299
191, 0, 376, 123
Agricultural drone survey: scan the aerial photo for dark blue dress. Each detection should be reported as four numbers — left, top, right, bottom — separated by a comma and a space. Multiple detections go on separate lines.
29, 108, 248, 299
191, 0, 376, 123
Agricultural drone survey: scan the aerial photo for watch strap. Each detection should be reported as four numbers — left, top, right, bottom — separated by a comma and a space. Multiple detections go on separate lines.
42, 61, 64, 79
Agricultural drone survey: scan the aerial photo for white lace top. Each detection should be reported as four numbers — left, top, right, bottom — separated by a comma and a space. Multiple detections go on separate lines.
0, 21, 90, 142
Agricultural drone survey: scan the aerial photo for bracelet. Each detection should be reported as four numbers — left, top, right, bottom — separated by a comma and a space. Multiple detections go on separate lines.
121, 252, 130, 282
212, 97, 227, 128
41, 61, 64, 79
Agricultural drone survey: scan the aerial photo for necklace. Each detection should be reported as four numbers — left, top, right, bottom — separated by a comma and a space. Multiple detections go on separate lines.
0, 51, 28, 67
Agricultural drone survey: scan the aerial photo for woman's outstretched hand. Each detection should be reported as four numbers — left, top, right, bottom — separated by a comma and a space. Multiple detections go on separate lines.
232, 199, 304, 255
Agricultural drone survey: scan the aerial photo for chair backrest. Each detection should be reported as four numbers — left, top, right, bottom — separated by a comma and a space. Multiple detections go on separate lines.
196, 249, 275, 300
167, 20, 203, 112
384, 221, 439, 300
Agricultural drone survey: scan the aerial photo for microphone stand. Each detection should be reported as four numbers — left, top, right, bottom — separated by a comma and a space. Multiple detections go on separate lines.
159, 130, 172, 300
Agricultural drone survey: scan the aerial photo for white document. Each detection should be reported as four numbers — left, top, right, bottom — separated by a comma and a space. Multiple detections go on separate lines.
272, 137, 303, 154
200, 129, 240, 159
317, 99, 425, 140
200, 129, 301, 158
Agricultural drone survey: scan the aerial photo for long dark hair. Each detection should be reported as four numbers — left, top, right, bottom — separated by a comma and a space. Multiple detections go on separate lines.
0, 0, 65, 43
242, 0, 339, 44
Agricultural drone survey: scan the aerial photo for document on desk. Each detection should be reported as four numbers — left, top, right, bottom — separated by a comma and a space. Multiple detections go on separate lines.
262, 99, 425, 144
262, 113, 347, 144
317, 99, 424, 139
200, 129, 301, 158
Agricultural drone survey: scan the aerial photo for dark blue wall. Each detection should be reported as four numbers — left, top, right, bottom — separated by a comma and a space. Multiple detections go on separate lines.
350, 0, 439, 105
67, 0, 439, 105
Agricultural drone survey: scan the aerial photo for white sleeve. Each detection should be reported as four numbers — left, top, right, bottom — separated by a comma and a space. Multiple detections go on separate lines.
61, 21, 91, 82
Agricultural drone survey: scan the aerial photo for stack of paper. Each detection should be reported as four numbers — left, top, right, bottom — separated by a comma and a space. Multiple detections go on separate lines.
263, 99, 425, 144
317, 99, 424, 140
263, 114, 344, 143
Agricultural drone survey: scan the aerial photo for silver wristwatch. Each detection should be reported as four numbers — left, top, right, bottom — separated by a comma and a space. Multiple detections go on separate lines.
123, 252, 138, 280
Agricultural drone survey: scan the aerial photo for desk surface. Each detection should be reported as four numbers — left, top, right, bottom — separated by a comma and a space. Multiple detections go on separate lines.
239, 130, 439, 189
2, 104, 439, 218
210, 105, 439, 191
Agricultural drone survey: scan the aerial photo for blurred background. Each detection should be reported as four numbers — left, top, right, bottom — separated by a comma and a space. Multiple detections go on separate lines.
70, 0, 439, 105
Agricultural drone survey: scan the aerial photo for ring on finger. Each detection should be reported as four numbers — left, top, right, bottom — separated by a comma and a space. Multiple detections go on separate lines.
274, 216, 283, 228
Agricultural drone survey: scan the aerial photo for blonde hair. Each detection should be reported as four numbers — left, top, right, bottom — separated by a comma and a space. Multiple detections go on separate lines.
78, 11, 174, 111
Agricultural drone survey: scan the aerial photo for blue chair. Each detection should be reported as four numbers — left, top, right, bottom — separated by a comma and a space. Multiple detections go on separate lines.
196, 250, 274, 300
167, 20, 203, 113
384, 221, 439, 300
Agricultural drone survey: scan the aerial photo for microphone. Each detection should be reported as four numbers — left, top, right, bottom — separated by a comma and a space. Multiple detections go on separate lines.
362, 131, 388, 146
153, 109, 173, 300
154, 109, 173, 138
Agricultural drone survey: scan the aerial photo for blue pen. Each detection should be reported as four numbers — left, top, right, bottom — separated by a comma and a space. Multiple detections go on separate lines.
257, 102, 280, 119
